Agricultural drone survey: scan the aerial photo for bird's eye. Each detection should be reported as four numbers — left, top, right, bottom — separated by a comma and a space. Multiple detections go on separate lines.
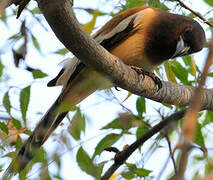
184, 27, 192, 36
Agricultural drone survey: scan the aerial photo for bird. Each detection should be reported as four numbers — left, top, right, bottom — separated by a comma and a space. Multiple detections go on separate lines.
3, 6, 206, 178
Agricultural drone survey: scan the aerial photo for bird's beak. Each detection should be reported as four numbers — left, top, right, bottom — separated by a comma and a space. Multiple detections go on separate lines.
172, 36, 190, 58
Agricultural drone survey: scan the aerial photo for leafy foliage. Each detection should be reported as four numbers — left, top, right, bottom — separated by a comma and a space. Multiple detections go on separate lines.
0, 0, 212, 179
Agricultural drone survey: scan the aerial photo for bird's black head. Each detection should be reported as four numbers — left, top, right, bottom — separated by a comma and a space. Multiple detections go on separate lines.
145, 10, 206, 64
171, 15, 206, 58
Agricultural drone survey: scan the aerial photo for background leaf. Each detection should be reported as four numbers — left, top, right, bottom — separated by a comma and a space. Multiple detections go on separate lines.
136, 97, 146, 118
32, 70, 48, 79
3, 91, 11, 115
93, 133, 122, 157
20, 86, 31, 125
0, 122, 8, 134
204, 0, 213, 6
68, 109, 85, 140
77, 147, 99, 177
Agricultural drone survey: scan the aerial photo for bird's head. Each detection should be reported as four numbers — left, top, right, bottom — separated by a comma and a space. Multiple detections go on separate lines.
145, 10, 206, 63
172, 17, 206, 58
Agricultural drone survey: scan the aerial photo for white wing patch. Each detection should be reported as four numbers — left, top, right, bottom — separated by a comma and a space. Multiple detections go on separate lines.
93, 8, 154, 44
54, 57, 80, 87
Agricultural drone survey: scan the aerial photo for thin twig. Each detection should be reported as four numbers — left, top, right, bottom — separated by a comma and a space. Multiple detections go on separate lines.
183, 37, 213, 141
176, 0, 213, 27
101, 110, 185, 180
166, 135, 177, 174
174, 141, 192, 180
175, 38, 213, 179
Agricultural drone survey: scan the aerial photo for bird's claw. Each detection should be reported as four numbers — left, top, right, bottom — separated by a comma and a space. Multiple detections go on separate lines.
131, 66, 162, 91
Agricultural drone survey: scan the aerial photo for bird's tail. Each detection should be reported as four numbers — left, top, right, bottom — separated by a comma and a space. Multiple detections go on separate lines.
3, 97, 69, 179
3, 66, 112, 179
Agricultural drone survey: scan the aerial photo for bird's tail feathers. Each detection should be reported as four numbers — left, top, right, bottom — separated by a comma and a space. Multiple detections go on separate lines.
3, 99, 68, 179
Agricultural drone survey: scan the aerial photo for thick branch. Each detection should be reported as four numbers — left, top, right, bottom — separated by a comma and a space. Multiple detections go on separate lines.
36, 0, 213, 110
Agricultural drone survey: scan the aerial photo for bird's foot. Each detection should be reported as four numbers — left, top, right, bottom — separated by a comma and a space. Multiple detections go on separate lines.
131, 66, 162, 90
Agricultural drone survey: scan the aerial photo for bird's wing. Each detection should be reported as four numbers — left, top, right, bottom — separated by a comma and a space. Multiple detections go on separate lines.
47, 6, 153, 89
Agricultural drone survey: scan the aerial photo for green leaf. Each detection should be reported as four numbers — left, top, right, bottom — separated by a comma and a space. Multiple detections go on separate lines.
12, 118, 22, 130
0, 122, 8, 134
188, 13, 196, 19
20, 86, 31, 124
0, 164, 3, 172
102, 114, 142, 130
122, 171, 135, 179
204, 0, 213, 6
31, 34, 40, 51
15, 135, 23, 150
208, 72, 213, 77
126, 163, 151, 177
93, 133, 122, 157
84, 8, 108, 16
34, 148, 46, 163
3, 91, 11, 115
0, 10, 8, 25
136, 126, 149, 150
209, 18, 213, 25
205, 163, 213, 175
182, 56, 197, 83
203, 111, 213, 126
8, 34, 22, 40
68, 110, 85, 140
53, 48, 69, 55
134, 168, 152, 177
164, 61, 177, 83
58, 104, 78, 113
124, 0, 146, 9
194, 155, 205, 161
148, 0, 169, 10
194, 122, 205, 147
32, 70, 48, 79
31, 7, 42, 14
136, 126, 150, 139
82, 11, 98, 34
23, 129, 32, 135
182, 56, 191, 67
170, 60, 188, 84
0, 59, 4, 78
190, 56, 197, 80
3, 152, 17, 158
53, 153, 61, 170
102, 118, 131, 130
136, 97, 146, 118
77, 147, 98, 177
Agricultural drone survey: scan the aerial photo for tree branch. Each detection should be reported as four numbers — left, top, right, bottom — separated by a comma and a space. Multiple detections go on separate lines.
36, 0, 213, 110
101, 110, 185, 180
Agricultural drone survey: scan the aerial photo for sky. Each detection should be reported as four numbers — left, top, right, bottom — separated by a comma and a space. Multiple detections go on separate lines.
0, 0, 213, 179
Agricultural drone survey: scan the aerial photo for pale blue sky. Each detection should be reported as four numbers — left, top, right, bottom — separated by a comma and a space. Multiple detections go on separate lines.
0, 0, 212, 179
